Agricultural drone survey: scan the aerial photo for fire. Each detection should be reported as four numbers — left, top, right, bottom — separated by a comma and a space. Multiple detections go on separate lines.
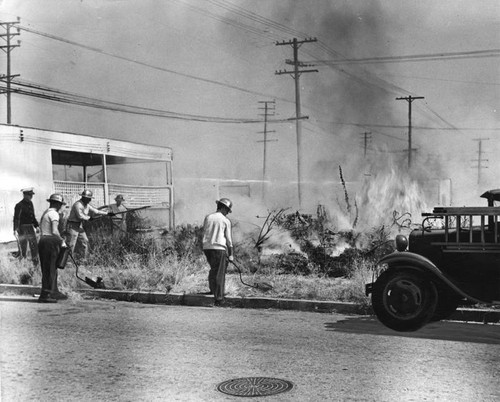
356, 166, 430, 235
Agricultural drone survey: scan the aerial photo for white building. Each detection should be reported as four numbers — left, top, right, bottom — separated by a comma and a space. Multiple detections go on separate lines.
0, 124, 174, 242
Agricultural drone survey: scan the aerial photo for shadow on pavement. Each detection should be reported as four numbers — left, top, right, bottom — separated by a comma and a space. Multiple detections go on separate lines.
325, 316, 500, 345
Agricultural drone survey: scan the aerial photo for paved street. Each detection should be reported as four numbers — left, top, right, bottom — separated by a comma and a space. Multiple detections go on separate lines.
1, 299, 499, 401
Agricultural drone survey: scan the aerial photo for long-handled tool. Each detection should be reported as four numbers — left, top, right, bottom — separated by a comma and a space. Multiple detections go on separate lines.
72, 252, 106, 289
56, 246, 105, 289
230, 260, 273, 291
110, 205, 152, 215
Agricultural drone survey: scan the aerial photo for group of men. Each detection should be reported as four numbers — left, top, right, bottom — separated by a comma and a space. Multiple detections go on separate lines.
13, 188, 127, 302
14, 187, 235, 307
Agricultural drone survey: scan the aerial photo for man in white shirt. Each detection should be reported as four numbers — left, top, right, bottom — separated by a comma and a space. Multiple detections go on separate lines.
38, 193, 67, 303
202, 198, 234, 306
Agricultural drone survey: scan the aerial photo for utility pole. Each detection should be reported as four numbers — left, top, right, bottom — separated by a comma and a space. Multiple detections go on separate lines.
257, 100, 277, 202
359, 131, 372, 158
0, 17, 21, 124
276, 37, 318, 208
471, 138, 489, 184
396, 95, 424, 169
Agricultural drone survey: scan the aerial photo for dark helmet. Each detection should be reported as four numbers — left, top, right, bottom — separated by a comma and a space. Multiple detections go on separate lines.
216, 198, 233, 212
46, 193, 65, 204
81, 189, 93, 199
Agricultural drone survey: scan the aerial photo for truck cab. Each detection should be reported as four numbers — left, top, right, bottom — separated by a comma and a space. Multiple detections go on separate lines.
365, 189, 500, 331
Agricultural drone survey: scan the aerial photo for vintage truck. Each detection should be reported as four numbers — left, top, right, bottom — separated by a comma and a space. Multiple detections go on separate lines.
366, 189, 500, 331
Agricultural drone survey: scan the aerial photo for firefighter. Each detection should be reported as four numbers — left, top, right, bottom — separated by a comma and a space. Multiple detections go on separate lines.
38, 193, 67, 303
66, 190, 113, 261
13, 187, 39, 265
108, 194, 128, 234
202, 198, 234, 306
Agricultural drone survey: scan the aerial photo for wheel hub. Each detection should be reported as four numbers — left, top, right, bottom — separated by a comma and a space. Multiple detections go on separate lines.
386, 279, 423, 318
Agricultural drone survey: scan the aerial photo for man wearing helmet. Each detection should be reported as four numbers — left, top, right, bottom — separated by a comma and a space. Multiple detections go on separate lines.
38, 193, 67, 303
202, 198, 234, 306
100, 194, 128, 235
66, 189, 113, 261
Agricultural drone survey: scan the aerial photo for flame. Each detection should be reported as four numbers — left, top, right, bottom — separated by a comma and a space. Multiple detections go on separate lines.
356, 166, 429, 234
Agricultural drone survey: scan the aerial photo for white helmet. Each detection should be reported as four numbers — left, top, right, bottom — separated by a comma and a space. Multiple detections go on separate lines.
46, 193, 65, 204
216, 198, 233, 212
81, 189, 93, 199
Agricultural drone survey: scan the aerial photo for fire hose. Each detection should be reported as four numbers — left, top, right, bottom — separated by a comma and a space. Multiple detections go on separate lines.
109, 205, 152, 215
230, 260, 273, 291
56, 246, 105, 289
93, 204, 152, 219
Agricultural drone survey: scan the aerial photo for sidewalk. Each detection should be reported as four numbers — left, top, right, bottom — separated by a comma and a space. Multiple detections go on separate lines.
1, 284, 499, 324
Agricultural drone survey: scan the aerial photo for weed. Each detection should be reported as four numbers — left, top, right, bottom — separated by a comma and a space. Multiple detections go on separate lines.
1, 207, 395, 305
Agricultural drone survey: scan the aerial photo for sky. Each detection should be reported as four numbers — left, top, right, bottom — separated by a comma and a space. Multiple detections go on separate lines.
1, 0, 499, 224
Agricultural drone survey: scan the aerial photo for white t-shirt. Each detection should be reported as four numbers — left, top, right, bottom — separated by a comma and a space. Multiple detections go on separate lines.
40, 209, 60, 236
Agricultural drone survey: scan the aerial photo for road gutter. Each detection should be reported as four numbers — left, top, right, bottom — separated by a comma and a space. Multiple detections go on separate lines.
1, 284, 498, 323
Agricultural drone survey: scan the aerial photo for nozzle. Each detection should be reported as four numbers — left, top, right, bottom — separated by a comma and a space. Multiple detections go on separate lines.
84, 276, 106, 289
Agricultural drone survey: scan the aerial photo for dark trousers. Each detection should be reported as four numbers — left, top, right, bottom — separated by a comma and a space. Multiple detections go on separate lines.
18, 224, 38, 263
38, 236, 61, 298
203, 249, 228, 302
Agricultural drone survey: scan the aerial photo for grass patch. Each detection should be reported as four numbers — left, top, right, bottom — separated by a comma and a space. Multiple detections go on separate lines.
0, 249, 372, 305
1, 210, 390, 306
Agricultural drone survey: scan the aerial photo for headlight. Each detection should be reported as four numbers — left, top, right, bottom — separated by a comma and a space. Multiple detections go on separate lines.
395, 234, 408, 252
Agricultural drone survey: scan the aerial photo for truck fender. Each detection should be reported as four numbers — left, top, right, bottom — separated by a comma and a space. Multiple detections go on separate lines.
375, 251, 485, 304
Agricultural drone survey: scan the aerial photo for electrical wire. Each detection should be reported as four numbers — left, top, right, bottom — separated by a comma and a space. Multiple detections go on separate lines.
14, 6, 497, 136
2, 80, 299, 124
306, 49, 500, 65
17, 24, 291, 104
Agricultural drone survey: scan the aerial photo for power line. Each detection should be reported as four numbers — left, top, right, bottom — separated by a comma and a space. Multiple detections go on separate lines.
314, 119, 500, 131
306, 49, 500, 65
379, 73, 500, 86
205, 0, 311, 40
17, 20, 461, 137
18, 24, 292, 104
3, 79, 299, 124
179, 2, 496, 138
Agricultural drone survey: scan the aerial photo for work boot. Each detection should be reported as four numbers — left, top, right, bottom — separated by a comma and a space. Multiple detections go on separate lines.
38, 296, 57, 303
38, 290, 58, 303
52, 291, 68, 300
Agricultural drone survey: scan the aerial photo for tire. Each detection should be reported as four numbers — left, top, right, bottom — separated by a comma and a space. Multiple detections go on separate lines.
372, 268, 438, 332
431, 287, 461, 322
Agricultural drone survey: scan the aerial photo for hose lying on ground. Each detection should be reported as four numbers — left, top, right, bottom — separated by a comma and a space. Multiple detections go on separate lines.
230, 260, 273, 291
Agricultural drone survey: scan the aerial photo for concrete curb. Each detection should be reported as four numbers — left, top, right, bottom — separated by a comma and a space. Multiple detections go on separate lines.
1, 284, 498, 323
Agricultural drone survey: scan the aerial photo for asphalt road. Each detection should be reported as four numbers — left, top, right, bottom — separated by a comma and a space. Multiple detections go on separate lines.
1, 299, 499, 401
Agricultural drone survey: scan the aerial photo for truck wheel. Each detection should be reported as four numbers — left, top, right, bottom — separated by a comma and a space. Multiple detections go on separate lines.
372, 268, 438, 332
431, 288, 461, 322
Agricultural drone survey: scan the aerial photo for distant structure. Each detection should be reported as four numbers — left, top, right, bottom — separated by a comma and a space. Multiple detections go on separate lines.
0, 124, 174, 242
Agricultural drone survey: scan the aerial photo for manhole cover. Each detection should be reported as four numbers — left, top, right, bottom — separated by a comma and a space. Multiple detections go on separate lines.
217, 377, 294, 397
